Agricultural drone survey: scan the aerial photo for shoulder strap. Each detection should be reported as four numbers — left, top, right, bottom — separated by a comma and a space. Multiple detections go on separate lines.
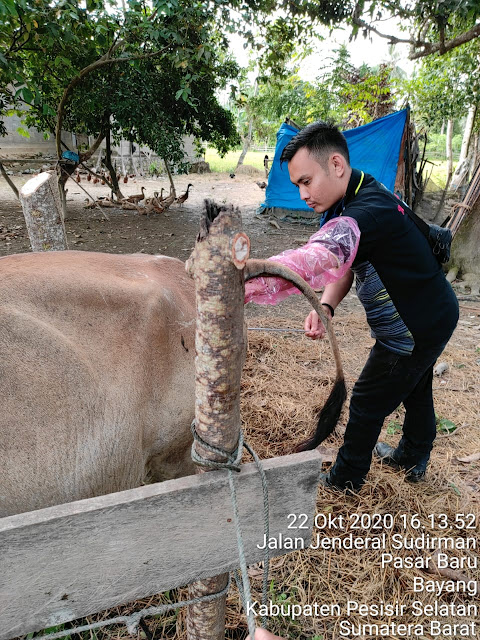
402, 201, 430, 239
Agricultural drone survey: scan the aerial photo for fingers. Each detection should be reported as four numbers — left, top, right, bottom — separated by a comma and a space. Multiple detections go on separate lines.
246, 630, 285, 640
304, 310, 326, 340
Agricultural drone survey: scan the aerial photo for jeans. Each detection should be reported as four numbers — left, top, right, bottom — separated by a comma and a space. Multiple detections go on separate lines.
329, 340, 448, 490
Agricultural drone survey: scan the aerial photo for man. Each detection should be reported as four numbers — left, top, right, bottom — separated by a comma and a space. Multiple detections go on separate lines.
280, 121, 458, 492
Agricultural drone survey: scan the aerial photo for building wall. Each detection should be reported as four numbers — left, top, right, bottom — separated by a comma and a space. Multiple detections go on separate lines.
1, 113, 57, 157
1, 114, 202, 166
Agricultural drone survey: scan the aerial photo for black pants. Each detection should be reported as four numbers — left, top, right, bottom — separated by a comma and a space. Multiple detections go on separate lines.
329, 340, 448, 490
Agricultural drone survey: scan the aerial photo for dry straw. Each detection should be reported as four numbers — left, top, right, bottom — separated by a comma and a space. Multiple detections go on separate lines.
18, 302, 479, 640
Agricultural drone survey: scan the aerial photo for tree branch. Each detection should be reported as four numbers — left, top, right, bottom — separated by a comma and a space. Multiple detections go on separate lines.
55, 44, 173, 158
0, 158, 19, 199
351, 15, 416, 46
80, 129, 106, 163
409, 22, 480, 60
351, 15, 480, 61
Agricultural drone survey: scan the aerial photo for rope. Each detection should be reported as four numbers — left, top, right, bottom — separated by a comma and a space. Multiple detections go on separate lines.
190, 420, 243, 471
31, 578, 230, 639
30, 426, 270, 640
191, 421, 271, 633
248, 326, 305, 333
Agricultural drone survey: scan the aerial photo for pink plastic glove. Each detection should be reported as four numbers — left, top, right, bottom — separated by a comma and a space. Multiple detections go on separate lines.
245, 216, 360, 305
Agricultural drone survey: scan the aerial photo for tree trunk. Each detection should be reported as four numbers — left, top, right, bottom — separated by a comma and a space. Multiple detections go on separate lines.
57, 160, 76, 221
459, 105, 476, 164
95, 150, 103, 172
445, 118, 454, 189
119, 142, 126, 176
473, 133, 480, 168
164, 159, 176, 197
104, 125, 124, 200
127, 142, 135, 174
432, 118, 455, 222
236, 119, 253, 170
449, 200, 480, 279
19, 171, 67, 251
186, 201, 250, 640
0, 159, 19, 199
138, 144, 143, 176
236, 80, 258, 171
452, 106, 477, 189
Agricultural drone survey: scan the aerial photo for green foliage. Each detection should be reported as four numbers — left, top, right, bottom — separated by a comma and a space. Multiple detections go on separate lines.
233, 45, 401, 149
148, 161, 163, 176
404, 36, 480, 129
0, 0, 239, 164
1, 0, 478, 168
426, 133, 463, 157
327, 1, 480, 60
436, 415, 457, 433
386, 420, 402, 435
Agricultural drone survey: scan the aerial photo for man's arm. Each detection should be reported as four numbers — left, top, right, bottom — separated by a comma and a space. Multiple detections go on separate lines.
305, 269, 354, 339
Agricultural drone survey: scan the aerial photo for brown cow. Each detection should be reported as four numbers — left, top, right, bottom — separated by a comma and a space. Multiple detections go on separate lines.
0, 251, 196, 517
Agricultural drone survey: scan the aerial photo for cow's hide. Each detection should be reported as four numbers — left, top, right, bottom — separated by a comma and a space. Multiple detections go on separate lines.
0, 251, 196, 517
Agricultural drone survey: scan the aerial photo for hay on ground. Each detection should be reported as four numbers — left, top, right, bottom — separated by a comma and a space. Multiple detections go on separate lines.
21, 303, 479, 640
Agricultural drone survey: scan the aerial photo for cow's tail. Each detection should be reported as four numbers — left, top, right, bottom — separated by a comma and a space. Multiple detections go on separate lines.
244, 258, 345, 451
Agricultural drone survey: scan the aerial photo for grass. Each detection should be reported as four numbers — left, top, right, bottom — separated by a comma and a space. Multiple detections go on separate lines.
204, 148, 270, 173
425, 159, 458, 190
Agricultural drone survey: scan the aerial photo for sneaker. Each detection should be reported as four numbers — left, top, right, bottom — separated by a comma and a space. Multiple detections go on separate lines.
374, 442, 426, 483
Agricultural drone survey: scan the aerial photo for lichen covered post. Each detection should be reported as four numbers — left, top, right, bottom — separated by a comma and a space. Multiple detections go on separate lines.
19, 171, 67, 251
186, 201, 250, 640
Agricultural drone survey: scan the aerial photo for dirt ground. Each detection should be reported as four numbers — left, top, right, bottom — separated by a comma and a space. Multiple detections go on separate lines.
2, 172, 480, 640
0, 172, 312, 259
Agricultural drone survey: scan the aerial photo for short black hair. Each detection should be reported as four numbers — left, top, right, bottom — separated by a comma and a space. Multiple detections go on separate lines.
280, 121, 350, 167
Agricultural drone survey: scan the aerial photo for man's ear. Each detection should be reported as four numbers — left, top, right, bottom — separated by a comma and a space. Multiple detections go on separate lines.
330, 153, 347, 178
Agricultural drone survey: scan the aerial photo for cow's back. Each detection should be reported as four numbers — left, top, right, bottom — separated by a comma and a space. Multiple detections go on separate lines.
0, 251, 196, 516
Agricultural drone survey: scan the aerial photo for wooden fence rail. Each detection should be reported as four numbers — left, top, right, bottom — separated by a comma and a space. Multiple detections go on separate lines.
0, 450, 321, 640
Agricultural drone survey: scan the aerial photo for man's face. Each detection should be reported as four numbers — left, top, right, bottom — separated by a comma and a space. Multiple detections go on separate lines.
287, 147, 347, 213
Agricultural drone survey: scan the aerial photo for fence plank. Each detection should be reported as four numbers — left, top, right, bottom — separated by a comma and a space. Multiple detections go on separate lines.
0, 450, 321, 640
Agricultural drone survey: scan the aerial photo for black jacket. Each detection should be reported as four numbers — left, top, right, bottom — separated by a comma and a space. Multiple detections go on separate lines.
328, 169, 458, 348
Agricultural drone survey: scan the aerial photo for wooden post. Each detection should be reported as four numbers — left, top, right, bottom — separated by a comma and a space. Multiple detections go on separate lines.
19, 171, 67, 251
187, 202, 250, 640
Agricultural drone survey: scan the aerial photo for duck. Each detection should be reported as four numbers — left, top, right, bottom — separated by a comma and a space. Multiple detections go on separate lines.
124, 186, 146, 204
160, 188, 176, 210
175, 184, 193, 207
152, 189, 166, 208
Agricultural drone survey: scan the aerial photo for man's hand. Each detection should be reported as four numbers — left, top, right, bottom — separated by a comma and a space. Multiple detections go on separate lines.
304, 308, 331, 340
246, 630, 285, 640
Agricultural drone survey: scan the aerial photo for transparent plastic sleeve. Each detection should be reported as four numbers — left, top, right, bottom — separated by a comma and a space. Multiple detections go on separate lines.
244, 216, 360, 305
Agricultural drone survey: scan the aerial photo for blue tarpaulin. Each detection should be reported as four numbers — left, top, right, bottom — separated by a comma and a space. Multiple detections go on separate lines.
261, 109, 408, 212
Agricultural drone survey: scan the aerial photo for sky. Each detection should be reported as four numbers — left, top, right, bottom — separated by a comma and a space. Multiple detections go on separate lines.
230, 17, 415, 81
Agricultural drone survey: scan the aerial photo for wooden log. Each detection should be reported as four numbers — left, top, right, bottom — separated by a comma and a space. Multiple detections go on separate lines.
187, 202, 251, 640
19, 171, 67, 251
0, 451, 321, 640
